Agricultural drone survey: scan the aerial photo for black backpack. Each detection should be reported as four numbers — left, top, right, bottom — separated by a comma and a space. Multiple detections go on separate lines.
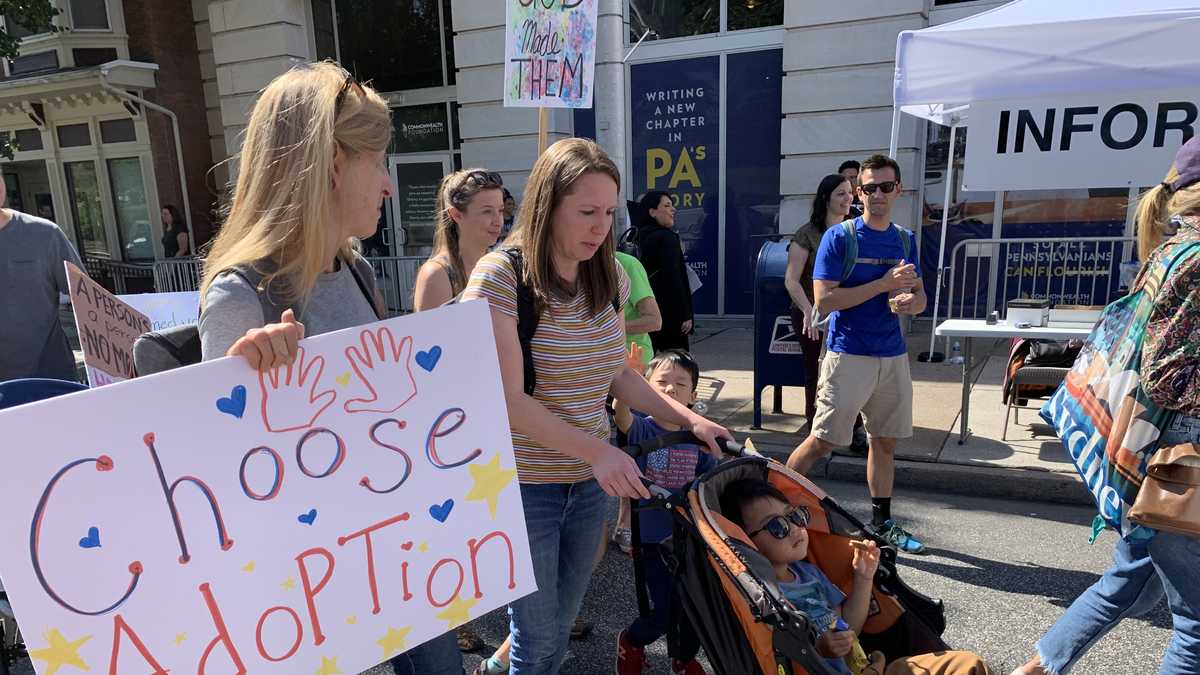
132, 255, 380, 376
457, 246, 620, 397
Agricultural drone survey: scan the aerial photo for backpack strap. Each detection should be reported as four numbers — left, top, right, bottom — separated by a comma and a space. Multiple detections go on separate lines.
496, 246, 542, 397
839, 220, 914, 282
839, 219, 858, 282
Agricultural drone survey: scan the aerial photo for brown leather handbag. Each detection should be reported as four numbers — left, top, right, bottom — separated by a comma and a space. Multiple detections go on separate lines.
1129, 443, 1200, 537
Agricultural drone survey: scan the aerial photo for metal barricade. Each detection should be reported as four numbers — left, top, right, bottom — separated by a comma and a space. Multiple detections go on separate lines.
365, 256, 427, 316
945, 236, 1135, 321
84, 258, 156, 294
153, 259, 203, 292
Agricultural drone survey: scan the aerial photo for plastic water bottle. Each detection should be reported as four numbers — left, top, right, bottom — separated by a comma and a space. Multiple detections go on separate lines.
950, 341, 964, 365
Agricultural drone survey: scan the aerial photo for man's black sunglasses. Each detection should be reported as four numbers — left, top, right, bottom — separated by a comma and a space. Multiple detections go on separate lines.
860, 181, 898, 195
747, 506, 812, 540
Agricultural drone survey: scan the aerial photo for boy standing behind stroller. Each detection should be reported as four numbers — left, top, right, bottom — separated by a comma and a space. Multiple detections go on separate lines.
615, 348, 717, 675
722, 478, 993, 675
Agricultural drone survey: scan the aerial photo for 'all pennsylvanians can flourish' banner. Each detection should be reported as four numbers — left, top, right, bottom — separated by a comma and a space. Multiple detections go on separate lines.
0, 300, 535, 675
503, 0, 597, 109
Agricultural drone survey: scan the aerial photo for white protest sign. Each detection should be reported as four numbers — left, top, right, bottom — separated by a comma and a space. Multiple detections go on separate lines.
0, 300, 534, 675
503, 0, 598, 108
117, 292, 200, 332
964, 89, 1198, 191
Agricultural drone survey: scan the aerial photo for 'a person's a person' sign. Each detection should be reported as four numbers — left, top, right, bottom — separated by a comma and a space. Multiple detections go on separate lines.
0, 300, 535, 674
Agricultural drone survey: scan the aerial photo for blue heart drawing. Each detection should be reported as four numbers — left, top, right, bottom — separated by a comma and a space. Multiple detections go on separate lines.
216, 385, 247, 419
79, 526, 101, 549
429, 499, 454, 523
415, 346, 443, 372
298, 509, 318, 525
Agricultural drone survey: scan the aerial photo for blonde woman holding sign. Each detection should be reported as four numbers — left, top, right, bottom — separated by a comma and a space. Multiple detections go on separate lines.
197, 61, 464, 675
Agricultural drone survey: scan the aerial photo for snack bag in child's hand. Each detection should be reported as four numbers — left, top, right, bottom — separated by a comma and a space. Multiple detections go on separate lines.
833, 617, 870, 675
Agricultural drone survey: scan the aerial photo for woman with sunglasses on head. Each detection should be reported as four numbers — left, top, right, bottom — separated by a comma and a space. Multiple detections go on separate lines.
197, 61, 464, 675
462, 138, 730, 674
414, 169, 505, 311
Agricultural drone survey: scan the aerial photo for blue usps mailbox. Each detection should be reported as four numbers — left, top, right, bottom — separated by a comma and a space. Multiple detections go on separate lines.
753, 240, 807, 428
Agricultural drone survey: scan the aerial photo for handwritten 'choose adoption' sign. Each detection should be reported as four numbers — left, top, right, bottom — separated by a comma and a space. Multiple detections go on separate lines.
504, 0, 598, 108
0, 300, 534, 675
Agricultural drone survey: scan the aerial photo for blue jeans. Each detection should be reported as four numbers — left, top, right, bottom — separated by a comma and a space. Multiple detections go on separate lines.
1036, 531, 1200, 674
508, 480, 607, 675
389, 630, 463, 675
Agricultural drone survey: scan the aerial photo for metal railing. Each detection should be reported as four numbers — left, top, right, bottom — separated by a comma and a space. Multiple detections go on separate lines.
945, 236, 1136, 321
366, 256, 426, 316
84, 257, 156, 294
153, 259, 202, 292
150, 256, 427, 317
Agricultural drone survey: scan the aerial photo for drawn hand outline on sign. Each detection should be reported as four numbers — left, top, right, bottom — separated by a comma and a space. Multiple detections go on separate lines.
259, 346, 337, 433
343, 328, 418, 414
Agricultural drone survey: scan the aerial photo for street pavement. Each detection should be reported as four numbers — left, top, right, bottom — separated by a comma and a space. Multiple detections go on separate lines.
7, 480, 1172, 675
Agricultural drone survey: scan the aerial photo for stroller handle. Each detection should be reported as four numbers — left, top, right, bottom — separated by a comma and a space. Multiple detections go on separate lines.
620, 430, 746, 462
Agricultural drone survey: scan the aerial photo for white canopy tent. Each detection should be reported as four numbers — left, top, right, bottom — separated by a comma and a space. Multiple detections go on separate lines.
886, 0, 1200, 356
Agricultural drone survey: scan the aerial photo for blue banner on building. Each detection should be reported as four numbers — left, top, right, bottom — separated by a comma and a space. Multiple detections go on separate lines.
631, 56, 720, 315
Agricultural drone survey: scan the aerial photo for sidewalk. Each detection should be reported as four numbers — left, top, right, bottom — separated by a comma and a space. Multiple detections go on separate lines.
688, 319, 1091, 507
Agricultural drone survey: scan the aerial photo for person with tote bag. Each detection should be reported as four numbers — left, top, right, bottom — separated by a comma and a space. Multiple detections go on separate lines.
1016, 137, 1200, 675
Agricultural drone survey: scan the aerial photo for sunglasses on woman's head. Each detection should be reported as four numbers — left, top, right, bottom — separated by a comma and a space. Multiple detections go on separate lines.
860, 181, 898, 195
334, 73, 364, 117
451, 171, 504, 203
747, 505, 811, 540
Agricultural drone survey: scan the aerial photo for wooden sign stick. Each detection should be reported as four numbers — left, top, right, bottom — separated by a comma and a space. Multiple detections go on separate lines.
537, 107, 550, 155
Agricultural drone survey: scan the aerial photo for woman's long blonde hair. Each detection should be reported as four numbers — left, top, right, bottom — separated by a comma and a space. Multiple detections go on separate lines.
1135, 167, 1200, 261
200, 61, 392, 306
432, 169, 504, 294
508, 138, 620, 316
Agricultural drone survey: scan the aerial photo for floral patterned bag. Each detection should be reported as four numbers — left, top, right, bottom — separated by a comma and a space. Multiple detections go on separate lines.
1040, 241, 1200, 537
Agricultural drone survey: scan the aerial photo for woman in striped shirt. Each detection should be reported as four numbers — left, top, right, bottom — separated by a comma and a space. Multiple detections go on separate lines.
462, 138, 728, 674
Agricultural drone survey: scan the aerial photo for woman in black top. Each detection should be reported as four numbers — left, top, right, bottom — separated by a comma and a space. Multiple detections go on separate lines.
160, 204, 189, 258
635, 191, 693, 352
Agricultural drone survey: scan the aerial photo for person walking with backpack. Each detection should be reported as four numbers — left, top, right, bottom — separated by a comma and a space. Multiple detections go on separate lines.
635, 191, 694, 352
413, 169, 505, 312
785, 173, 868, 453
196, 61, 464, 675
461, 138, 729, 675
1012, 137, 1200, 675
785, 154, 928, 555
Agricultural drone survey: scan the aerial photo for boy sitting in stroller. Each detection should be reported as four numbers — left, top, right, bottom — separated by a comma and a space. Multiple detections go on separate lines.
615, 348, 718, 675
721, 478, 993, 675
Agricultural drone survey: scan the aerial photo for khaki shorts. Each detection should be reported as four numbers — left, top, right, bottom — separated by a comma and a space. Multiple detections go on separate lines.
812, 352, 913, 446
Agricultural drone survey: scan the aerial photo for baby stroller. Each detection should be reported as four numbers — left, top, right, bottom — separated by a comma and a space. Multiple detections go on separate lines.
623, 431, 949, 675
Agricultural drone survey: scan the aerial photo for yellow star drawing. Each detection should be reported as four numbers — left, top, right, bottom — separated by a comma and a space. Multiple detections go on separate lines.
241, 561, 256, 573
315, 655, 342, 675
281, 576, 297, 591
173, 633, 187, 646
376, 626, 412, 658
418, 542, 429, 553
464, 453, 517, 518
28, 628, 91, 675
345, 615, 358, 625
435, 596, 479, 630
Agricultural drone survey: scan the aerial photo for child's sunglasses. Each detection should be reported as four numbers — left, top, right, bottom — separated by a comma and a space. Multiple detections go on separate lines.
747, 505, 812, 540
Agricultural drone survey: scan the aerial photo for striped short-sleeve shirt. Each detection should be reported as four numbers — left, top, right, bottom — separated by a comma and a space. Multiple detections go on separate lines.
463, 250, 631, 484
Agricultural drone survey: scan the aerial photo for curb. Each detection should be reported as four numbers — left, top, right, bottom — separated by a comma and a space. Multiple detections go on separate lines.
754, 445, 1093, 508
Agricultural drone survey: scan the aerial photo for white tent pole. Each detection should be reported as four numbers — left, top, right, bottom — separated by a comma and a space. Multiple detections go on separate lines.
928, 122, 957, 357
888, 106, 901, 158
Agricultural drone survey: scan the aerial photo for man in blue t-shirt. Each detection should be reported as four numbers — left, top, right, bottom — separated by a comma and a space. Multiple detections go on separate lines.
787, 154, 929, 555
